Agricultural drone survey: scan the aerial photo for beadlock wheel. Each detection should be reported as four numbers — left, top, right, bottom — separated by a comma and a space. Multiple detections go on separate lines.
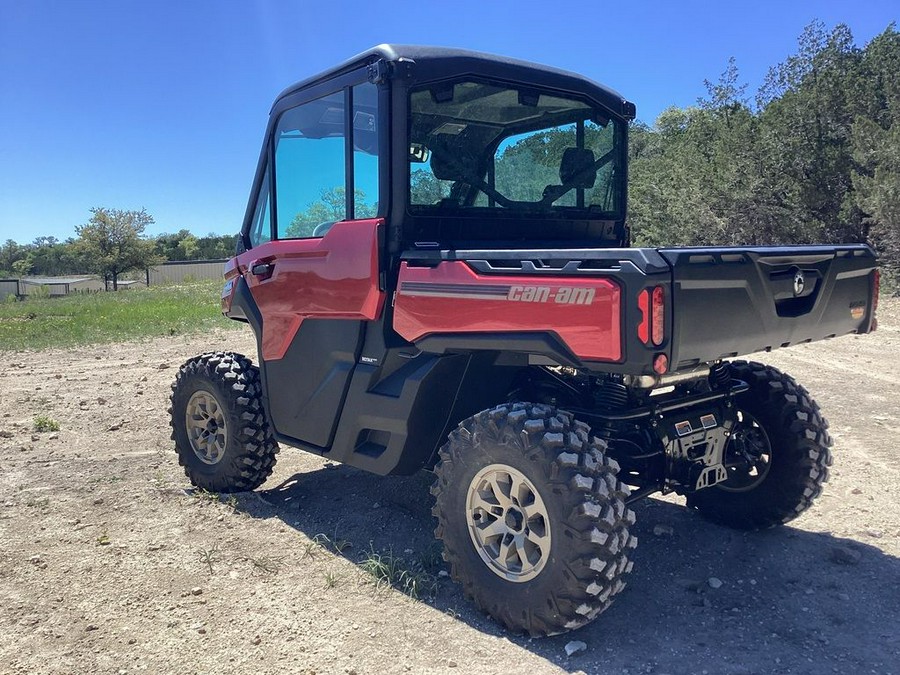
465, 463, 552, 583
184, 390, 228, 465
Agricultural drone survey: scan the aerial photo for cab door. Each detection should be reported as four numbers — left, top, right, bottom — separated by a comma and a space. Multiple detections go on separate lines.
236, 79, 385, 449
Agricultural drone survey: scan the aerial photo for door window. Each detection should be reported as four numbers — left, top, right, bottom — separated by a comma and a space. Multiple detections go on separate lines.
248, 165, 272, 247
275, 91, 347, 239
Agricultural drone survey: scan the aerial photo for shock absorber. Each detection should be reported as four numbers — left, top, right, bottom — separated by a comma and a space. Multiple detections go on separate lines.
594, 378, 630, 411
709, 362, 731, 389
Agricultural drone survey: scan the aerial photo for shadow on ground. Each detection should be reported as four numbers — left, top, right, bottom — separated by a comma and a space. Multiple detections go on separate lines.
236, 464, 900, 674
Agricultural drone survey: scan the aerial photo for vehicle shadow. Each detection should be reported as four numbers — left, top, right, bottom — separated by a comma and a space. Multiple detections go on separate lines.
237, 463, 900, 674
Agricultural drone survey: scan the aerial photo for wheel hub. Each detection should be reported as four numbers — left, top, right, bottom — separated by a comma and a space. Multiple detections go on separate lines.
465, 464, 552, 583
185, 389, 228, 465
719, 409, 772, 492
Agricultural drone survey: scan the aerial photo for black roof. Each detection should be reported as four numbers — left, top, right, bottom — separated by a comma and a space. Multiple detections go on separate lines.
274, 44, 635, 120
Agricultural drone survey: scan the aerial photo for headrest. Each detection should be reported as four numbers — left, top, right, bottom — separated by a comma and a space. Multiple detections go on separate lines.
560, 147, 596, 188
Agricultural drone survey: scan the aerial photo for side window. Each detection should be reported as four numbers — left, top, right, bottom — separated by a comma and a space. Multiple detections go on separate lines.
275, 91, 346, 239
352, 83, 379, 218
248, 165, 272, 247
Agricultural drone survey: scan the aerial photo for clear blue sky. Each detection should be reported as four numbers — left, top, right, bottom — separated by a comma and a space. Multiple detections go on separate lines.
0, 0, 896, 244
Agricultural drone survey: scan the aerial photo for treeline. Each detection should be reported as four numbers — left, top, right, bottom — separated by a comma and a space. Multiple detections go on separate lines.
0, 229, 235, 279
628, 21, 899, 277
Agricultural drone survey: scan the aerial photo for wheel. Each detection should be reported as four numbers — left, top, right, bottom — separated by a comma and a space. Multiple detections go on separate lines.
687, 360, 832, 530
431, 402, 636, 636
169, 351, 279, 492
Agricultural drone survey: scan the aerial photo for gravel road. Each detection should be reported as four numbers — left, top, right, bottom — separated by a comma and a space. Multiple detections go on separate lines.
1, 300, 898, 675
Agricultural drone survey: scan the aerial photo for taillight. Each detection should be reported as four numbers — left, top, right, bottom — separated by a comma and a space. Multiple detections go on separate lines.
637, 289, 650, 344
651, 286, 665, 346
637, 285, 666, 346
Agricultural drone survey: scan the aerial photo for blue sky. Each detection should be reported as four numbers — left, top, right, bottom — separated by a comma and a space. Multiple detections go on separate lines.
0, 0, 896, 244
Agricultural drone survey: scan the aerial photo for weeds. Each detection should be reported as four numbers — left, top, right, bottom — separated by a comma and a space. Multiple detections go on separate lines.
358, 545, 438, 600
25, 496, 50, 510
323, 568, 340, 589
248, 555, 283, 575
33, 415, 60, 432
198, 544, 221, 574
300, 530, 352, 559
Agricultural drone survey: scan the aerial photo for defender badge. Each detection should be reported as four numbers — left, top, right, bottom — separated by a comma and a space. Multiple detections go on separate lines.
793, 270, 805, 296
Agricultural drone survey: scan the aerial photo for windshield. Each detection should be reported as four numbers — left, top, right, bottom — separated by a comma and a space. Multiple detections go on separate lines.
408, 80, 624, 218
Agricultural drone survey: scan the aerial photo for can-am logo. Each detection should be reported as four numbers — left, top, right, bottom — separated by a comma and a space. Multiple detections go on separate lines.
507, 285, 596, 305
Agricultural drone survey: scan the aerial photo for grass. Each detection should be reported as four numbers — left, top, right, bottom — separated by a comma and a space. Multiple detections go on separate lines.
33, 415, 60, 432
0, 280, 241, 351
358, 545, 439, 600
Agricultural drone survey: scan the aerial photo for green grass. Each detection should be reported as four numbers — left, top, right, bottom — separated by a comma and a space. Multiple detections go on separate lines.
0, 280, 241, 350
33, 415, 60, 432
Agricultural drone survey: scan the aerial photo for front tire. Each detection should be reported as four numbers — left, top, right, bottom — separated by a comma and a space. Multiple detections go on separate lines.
687, 361, 832, 530
432, 403, 636, 636
169, 351, 279, 493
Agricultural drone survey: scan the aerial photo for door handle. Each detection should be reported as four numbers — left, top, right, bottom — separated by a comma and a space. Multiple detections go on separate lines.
250, 262, 274, 277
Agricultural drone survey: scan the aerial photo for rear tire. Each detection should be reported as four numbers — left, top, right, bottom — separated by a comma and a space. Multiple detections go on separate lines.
432, 402, 636, 636
687, 361, 832, 530
169, 351, 278, 493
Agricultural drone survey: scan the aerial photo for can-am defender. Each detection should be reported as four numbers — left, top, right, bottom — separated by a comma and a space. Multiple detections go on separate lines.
169, 45, 879, 635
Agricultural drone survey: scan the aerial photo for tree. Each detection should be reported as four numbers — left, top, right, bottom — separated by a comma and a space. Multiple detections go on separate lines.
286, 187, 376, 238
75, 207, 160, 290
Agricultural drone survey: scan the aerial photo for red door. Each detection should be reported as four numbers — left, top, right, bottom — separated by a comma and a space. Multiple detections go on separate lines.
235, 219, 385, 362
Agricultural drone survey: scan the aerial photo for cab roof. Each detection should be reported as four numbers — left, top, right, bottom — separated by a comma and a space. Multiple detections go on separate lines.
274, 44, 636, 120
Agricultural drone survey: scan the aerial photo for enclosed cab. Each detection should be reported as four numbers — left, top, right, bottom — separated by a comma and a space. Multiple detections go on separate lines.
172, 45, 878, 637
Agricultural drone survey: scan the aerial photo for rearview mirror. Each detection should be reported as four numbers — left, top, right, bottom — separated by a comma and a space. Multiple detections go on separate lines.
409, 143, 431, 163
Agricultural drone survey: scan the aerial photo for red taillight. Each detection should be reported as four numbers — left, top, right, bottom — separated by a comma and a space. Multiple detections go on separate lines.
653, 353, 668, 374
651, 285, 665, 346
637, 289, 650, 344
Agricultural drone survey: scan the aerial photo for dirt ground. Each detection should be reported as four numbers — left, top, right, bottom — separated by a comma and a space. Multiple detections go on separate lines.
1, 300, 898, 675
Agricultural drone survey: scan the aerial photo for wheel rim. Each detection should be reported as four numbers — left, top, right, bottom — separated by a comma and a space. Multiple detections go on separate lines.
465, 464, 552, 583
719, 409, 772, 492
184, 389, 228, 465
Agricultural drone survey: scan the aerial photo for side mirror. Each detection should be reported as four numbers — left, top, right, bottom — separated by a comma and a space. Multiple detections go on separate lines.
409, 143, 430, 163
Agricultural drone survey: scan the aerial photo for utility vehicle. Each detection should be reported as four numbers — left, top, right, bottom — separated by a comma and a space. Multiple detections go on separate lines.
169, 45, 879, 635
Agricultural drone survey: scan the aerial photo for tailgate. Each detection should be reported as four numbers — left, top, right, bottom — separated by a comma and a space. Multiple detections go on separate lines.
660, 245, 878, 370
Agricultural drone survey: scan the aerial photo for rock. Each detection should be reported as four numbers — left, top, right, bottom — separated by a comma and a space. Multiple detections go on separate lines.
438, 570, 449, 577
653, 524, 674, 537
48, 432, 58, 440
157, 363, 170, 370
708, 577, 723, 589
448, 660, 458, 668
837, 592, 850, 601
564, 640, 587, 656
251, 636, 262, 645
850, 488, 863, 495
829, 546, 861, 565
0, 430, 13, 438
93, 498, 104, 505
85, 624, 99, 631
31, 434, 39, 441
107, 423, 122, 432
190, 587, 202, 596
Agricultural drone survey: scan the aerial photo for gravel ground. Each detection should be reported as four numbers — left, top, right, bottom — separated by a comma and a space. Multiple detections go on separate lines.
0, 299, 898, 675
